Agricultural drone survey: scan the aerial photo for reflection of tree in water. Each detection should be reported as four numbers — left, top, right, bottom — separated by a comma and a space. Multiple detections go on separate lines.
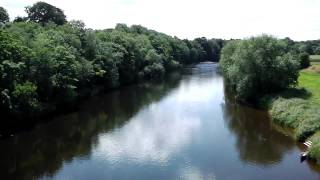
222, 96, 296, 166
0, 73, 181, 180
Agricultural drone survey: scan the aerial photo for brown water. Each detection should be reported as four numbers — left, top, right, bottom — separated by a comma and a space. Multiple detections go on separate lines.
1, 63, 320, 180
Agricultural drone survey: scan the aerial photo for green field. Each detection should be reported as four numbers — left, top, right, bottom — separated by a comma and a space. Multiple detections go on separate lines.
299, 71, 320, 104
310, 55, 320, 62
304, 70, 320, 159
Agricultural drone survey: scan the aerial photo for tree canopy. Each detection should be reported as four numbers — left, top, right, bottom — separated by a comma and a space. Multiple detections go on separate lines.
0, 1, 224, 121
0, 7, 9, 24
220, 35, 300, 102
0, 17, 222, 120
25, 1, 67, 25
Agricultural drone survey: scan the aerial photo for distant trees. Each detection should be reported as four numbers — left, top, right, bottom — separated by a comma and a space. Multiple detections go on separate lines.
13, 16, 28, 23
25, 2, 67, 25
220, 35, 300, 102
0, 7, 9, 24
295, 40, 320, 55
315, 46, 320, 55
194, 37, 223, 62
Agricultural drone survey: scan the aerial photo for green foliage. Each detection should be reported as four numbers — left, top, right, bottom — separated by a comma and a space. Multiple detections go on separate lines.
267, 71, 320, 142
0, 30, 30, 98
141, 63, 165, 80
299, 52, 310, 69
296, 111, 320, 141
309, 133, 320, 161
13, 16, 28, 23
270, 98, 307, 128
220, 35, 300, 102
0, 7, 9, 24
299, 71, 320, 103
12, 82, 40, 115
269, 96, 320, 141
194, 38, 223, 62
0, 15, 221, 119
0, 2, 223, 120
26, 2, 67, 25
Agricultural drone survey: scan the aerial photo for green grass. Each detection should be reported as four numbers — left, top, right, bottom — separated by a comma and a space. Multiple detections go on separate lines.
296, 70, 320, 160
267, 67, 320, 144
299, 71, 320, 104
309, 132, 320, 162
310, 55, 320, 62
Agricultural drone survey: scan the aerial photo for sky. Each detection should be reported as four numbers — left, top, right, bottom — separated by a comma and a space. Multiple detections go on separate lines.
1, 0, 320, 41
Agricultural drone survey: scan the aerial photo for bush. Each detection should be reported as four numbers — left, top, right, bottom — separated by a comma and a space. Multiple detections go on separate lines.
269, 96, 320, 141
12, 82, 40, 116
142, 63, 165, 80
220, 35, 300, 102
165, 60, 182, 71
299, 52, 310, 69
270, 98, 308, 128
295, 106, 320, 141
309, 134, 320, 161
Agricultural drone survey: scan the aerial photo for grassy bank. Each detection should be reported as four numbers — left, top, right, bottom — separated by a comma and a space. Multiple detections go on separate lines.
266, 65, 320, 160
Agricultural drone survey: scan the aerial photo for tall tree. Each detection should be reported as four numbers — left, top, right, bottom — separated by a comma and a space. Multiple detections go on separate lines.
26, 2, 67, 25
0, 7, 9, 24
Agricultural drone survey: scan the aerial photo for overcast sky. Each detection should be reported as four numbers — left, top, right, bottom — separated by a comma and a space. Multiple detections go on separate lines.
1, 0, 320, 40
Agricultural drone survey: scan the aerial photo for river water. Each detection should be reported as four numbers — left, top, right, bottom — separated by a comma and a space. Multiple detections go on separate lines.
1, 63, 320, 180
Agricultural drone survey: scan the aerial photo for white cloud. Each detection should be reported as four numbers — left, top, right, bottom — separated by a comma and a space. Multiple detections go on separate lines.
1, 0, 320, 40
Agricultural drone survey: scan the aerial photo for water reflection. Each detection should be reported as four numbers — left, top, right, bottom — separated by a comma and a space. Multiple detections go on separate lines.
0, 63, 320, 180
222, 100, 296, 166
0, 73, 182, 180
95, 102, 201, 164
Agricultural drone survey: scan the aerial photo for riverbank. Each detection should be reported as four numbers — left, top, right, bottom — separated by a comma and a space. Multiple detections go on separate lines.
0, 71, 184, 138
264, 64, 320, 161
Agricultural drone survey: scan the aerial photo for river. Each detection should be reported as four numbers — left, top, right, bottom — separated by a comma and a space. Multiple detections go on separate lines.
1, 62, 320, 180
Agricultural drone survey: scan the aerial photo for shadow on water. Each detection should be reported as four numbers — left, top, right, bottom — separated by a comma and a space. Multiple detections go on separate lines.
0, 73, 182, 180
223, 83, 320, 173
222, 100, 296, 166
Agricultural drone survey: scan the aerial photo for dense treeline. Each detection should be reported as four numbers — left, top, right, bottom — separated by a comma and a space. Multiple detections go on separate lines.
292, 39, 320, 55
0, 2, 224, 120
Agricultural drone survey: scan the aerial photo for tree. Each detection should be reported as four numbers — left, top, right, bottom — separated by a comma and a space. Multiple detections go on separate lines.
0, 14, 219, 119
13, 16, 28, 23
26, 2, 67, 25
315, 46, 320, 55
0, 7, 9, 24
12, 82, 40, 115
299, 52, 310, 69
0, 31, 31, 112
220, 35, 300, 102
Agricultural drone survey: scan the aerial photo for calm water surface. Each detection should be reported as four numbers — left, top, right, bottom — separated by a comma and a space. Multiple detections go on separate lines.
1, 63, 320, 180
